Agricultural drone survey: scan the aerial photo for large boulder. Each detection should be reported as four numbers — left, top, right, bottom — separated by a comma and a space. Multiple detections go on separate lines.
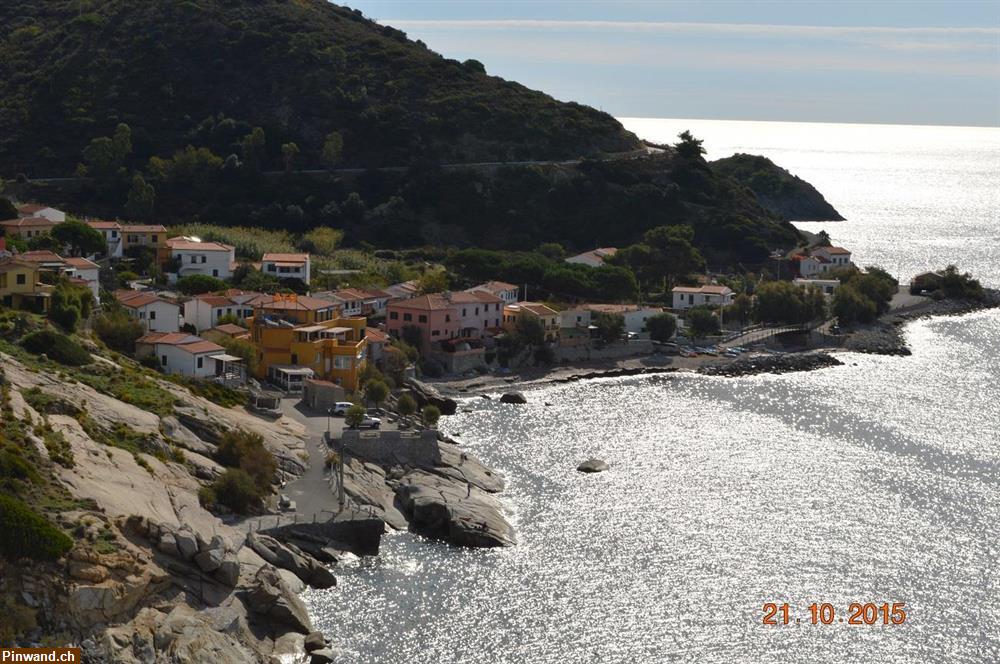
499, 392, 527, 404
394, 470, 514, 548
405, 379, 458, 415
215, 554, 241, 587
304, 631, 326, 653
577, 459, 610, 473
243, 566, 313, 634
246, 532, 337, 590
174, 529, 199, 561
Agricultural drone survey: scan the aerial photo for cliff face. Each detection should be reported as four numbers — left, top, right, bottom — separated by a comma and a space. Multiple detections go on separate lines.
0, 349, 326, 661
711, 153, 845, 222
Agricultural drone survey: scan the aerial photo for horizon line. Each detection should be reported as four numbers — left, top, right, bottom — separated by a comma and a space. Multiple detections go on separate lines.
618, 116, 1000, 131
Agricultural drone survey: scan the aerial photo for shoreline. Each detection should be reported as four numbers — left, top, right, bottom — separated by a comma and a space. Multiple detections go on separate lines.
429, 290, 1000, 397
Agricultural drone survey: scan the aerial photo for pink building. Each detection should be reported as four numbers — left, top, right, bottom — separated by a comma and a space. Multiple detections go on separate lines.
386, 294, 459, 351
449, 291, 504, 337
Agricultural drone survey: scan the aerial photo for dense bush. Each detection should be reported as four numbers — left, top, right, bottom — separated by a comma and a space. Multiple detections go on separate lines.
21, 329, 91, 366
831, 266, 898, 326
753, 281, 826, 325
215, 429, 276, 494
93, 309, 145, 353
686, 307, 722, 338
646, 313, 678, 342
0, 493, 73, 562
49, 283, 93, 332
176, 274, 228, 295
206, 469, 263, 514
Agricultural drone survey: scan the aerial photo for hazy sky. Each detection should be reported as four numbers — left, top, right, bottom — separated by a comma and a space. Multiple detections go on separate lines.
344, 1, 1000, 127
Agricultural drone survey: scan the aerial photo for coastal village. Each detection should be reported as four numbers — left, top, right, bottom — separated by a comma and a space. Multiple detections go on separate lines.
0, 201, 870, 397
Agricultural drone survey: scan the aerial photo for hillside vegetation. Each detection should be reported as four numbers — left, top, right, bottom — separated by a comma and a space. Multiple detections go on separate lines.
0, 0, 637, 174
710, 154, 844, 221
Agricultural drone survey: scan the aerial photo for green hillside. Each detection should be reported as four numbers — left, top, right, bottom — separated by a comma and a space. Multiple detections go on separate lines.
0, 0, 638, 175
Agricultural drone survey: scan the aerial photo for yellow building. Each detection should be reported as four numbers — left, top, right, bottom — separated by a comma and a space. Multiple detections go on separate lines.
249, 294, 367, 392
0, 216, 59, 240
503, 301, 561, 342
121, 224, 169, 263
0, 258, 51, 311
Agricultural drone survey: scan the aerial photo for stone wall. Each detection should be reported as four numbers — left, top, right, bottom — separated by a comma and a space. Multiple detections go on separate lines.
339, 429, 441, 467
554, 338, 654, 363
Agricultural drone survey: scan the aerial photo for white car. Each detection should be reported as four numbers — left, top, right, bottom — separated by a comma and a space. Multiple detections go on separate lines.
349, 415, 381, 430
330, 402, 355, 416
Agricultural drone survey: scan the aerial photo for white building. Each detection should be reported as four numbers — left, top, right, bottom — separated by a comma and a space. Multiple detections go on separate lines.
65, 257, 101, 304
565, 247, 617, 268
115, 290, 181, 333
811, 246, 852, 268
671, 285, 735, 310
468, 280, 520, 305
167, 238, 236, 282
797, 246, 853, 278
260, 253, 311, 285
793, 278, 840, 296
17, 204, 66, 223
135, 332, 232, 379
85, 220, 123, 258
581, 304, 668, 335
183, 294, 256, 332
384, 280, 419, 300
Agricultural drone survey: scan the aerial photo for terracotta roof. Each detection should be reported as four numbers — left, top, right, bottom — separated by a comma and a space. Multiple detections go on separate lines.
16, 204, 47, 214
262, 253, 309, 262
0, 258, 37, 274
820, 246, 851, 255
365, 327, 387, 343
210, 324, 248, 336
331, 288, 371, 301
447, 290, 503, 305
19, 251, 64, 263
362, 288, 392, 299
86, 220, 121, 230
65, 257, 99, 269
388, 294, 454, 311
177, 340, 225, 354
255, 294, 338, 312
136, 332, 223, 354
567, 247, 617, 263
470, 280, 518, 295
583, 303, 642, 314
516, 302, 558, 317
166, 238, 233, 252
121, 224, 167, 233
1, 217, 58, 228
672, 285, 734, 295
195, 295, 235, 307
115, 290, 177, 308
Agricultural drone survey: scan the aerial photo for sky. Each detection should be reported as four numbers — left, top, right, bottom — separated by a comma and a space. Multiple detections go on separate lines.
342, 1, 1000, 127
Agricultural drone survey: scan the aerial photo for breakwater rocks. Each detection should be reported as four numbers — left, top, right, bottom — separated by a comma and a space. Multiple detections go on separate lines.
406, 378, 458, 415
842, 325, 911, 356
700, 352, 844, 377
550, 365, 679, 384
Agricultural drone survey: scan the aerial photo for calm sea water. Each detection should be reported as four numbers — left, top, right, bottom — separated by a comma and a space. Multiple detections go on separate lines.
305, 120, 1000, 663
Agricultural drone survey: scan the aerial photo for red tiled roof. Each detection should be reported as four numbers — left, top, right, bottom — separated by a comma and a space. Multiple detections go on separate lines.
517, 302, 558, 316
388, 294, 454, 311
1, 217, 58, 228
255, 294, 337, 312
365, 327, 388, 343
121, 224, 167, 233
16, 203, 46, 214
470, 280, 517, 295
821, 246, 851, 255
65, 257, 99, 269
262, 253, 309, 262
672, 285, 733, 295
19, 251, 64, 263
166, 238, 233, 252
210, 324, 248, 336
195, 294, 235, 307
115, 290, 176, 308
86, 220, 121, 230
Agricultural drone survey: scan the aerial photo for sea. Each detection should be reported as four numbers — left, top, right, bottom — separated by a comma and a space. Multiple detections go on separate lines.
305, 119, 1000, 663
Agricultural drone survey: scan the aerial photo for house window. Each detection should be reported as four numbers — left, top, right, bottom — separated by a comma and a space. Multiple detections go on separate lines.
197, 357, 203, 369
462, 308, 467, 316
111, 231, 118, 238
190, 256, 197, 264
212, 269, 219, 277
390, 311, 398, 320
150, 311, 157, 320
432, 330, 440, 336
267, 264, 276, 272
403, 313, 412, 322
418, 315, 427, 323
475, 307, 479, 315
445, 314, 451, 322
161, 355, 167, 366
291, 354, 298, 364
16, 274, 25, 285
151, 235, 158, 243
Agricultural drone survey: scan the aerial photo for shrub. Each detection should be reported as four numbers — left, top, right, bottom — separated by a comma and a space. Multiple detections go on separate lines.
215, 429, 276, 493
345, 404, 366, 429
209, 469, 262, 513
832, 285, 877, 325
0, 494, 74, 562
646, 313, 677, 342
21, 329, 92, 366
0, 448, 41, 483
686, 307, 721, 338
422, 405, 441, 428
397, 393, 417, 419
176, 274, 228, 295
364, 379, 389, 408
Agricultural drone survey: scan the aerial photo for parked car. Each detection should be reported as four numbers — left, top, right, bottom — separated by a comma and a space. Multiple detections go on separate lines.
330, 402, 355, 416
349, 415, 382, 430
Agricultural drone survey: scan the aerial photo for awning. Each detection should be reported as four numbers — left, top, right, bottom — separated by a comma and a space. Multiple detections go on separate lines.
209, 354, 243, 362
296, 325, 327, 333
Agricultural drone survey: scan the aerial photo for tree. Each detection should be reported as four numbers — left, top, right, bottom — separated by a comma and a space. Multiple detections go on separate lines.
832, 285, 877, 325
536, 242, 565, 260
400, 325, 423, 350
93, 308, 145, 353
364, 380, 389, 409
417, 268, 448, 294
646, 313, 677, 342
215, 429, 276, 494
396, 393, 417, 422
675, 130, 706, 159
643, 225, 705, 292
241, 126, 267, 172
593, 312, 625, 344
124, 172, 155, 219
208, 469, 263, 514
422, 405, 441, 428
51, 219, 105, 257
515, 315, 545, 346
49, 282, 92, 332
299, 227, 343, 255
345, 404, 366, 429
281, 142, 300, 174
729, 293, 753, 326
322, 131, 344, 170
0, 197, 16, 220
687, 307, 721, 338
176, 274, 227, 295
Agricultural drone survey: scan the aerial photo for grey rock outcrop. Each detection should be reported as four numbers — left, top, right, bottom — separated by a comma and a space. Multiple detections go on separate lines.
305, 631, 326, 652
246, 532, 337, 590
577, 459, 610, 473
243, 566, 313, 634
405, 379, 458, 415
499, 392, 527, 404
394, 470, 514, 548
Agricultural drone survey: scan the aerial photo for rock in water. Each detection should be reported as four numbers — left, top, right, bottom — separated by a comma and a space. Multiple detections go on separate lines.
499, 392, 527, 404
577, 459, 610, 473
304, 631, 326, 653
